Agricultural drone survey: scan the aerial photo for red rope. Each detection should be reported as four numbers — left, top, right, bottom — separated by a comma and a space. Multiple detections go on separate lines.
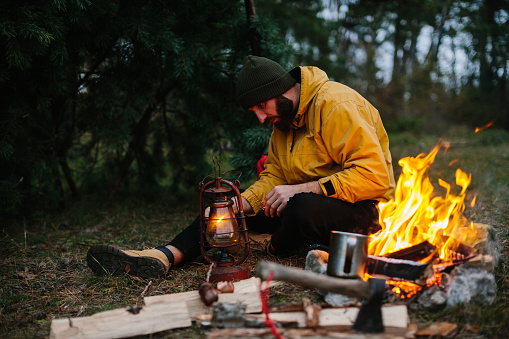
259, 271, 284, 339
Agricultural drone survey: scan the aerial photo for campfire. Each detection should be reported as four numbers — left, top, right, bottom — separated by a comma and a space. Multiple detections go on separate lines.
366, 140, 488, 298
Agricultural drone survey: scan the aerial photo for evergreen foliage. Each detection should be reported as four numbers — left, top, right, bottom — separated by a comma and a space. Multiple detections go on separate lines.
1, 0, 508, 216
229, 125, 272, 181
0, 0, 277, 215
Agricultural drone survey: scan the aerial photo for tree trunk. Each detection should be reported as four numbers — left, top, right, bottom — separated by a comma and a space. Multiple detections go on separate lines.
478, 0, 495, 92
425, 0, 451, 67
108, 104, 156, 202
244, 0, 261, 56
391, 9, 403, 84
60, 159, 81, 200
50, 156, 65, 210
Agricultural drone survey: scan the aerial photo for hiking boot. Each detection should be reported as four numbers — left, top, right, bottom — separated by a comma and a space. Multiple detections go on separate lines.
87, 244, 174, 279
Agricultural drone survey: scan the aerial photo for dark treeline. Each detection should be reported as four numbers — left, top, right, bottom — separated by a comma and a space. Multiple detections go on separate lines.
1, 0, 507, 215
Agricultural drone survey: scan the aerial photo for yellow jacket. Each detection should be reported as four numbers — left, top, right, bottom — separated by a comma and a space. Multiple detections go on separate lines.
242, 66, 395, 215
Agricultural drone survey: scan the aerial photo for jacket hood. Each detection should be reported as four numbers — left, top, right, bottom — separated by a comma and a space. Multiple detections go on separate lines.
292, 66, 329, 129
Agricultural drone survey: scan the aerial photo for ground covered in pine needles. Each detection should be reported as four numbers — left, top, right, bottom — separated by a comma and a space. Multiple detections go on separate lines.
2, 126, 509, 338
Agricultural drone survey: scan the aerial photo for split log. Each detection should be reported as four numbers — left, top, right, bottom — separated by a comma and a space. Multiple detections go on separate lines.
50, 277, 276, 339
464, 254, 493, 271
246, 304, 408, 336
208, 327, 408, 338
144, 277, 277, 317
50, 301, 191, 339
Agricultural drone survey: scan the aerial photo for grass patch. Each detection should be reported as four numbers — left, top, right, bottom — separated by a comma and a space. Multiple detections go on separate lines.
1, 125, 508, 338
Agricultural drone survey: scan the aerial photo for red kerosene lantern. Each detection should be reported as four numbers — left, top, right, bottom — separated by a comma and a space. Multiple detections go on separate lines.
199, 157, 250, 282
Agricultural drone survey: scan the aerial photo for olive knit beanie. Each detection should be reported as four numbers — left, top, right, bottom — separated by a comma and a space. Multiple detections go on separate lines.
236, 55, 296, 110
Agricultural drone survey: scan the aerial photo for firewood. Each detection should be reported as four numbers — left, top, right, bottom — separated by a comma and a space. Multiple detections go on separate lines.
246, 304, 408, 335
49, 302, 191, 339
415, 322, 458, 338
208, 327, 408, 338
464, 254, 494, 271
144, 277, 277, 317
51, 277, 279, 339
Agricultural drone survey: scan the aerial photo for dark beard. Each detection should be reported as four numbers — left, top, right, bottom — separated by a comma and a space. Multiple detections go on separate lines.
273, 95, 296, 132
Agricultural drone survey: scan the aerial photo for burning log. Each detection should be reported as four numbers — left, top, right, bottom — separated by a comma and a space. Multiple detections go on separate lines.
368, 142, 484, 262
367, 255, 432, 282
382, 240, 436, 262
362, 142, 494, 300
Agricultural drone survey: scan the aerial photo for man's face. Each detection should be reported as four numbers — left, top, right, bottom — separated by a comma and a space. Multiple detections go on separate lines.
272, 96, 295, 132
249, 95, 296, 132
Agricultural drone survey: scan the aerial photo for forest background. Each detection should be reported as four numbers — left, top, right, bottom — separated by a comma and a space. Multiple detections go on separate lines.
1, 0, 508, 215
1, 1, 509, 338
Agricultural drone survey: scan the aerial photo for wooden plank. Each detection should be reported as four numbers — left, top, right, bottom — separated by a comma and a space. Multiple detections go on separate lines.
144, 277, 270, 316
49, 301, 191, 339
208, 328, 407, 339
247, 305, 408, 335
50, 277, 282, 339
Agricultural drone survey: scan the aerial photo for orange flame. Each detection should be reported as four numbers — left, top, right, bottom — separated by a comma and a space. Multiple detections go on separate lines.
475, 120, 495, 133
387, 279, 423, 299
368, 142, 479, 262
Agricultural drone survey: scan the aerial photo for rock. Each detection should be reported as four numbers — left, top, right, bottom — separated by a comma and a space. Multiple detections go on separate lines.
305, 250, 328, 275
446, 265, 497, 307
211, 303, 247, 328
305, 250, 358, 307
415, 284, 447, 311
323, 292, 358, 307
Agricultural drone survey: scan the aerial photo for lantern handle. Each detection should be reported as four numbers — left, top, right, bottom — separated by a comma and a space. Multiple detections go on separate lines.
213, 156, 220, 178
199, 155, 242, 188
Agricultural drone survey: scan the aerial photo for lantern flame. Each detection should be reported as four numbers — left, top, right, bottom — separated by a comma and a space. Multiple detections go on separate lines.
206, 204, 240, 246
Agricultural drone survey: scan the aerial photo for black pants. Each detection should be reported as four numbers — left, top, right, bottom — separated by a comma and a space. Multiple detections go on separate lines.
167, 192, 380, 263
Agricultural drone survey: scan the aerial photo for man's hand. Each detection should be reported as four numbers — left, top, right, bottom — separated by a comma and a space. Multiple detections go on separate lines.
263, 181, 322, 218
205, 197, 253, 217
231, 197, 254, 216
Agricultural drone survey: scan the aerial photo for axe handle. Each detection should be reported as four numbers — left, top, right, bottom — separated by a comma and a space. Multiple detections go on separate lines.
255, 261, 371, 299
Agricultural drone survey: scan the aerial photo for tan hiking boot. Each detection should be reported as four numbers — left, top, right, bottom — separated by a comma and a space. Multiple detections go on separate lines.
87, 244, 174, 279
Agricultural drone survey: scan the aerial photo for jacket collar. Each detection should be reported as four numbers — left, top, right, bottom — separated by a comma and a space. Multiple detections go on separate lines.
291, 66, 329, 129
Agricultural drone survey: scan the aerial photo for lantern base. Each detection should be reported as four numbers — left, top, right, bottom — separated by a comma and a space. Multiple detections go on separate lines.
209, 265, 250, 283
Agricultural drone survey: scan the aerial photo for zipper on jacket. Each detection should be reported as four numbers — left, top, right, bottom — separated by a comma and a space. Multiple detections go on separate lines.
290, 129, 296, 152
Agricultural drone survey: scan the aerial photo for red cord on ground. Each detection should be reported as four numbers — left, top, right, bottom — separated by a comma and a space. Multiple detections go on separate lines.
259, 271, 284, 339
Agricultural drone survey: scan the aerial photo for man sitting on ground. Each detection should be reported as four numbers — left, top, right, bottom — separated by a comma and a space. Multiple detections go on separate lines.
87, 55, 395, 279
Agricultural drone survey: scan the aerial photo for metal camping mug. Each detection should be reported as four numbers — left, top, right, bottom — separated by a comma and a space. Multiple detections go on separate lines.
327, 231, 369, 279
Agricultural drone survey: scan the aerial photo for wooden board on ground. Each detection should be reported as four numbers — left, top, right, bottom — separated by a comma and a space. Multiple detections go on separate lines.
49, 301, 191, 339
247, 305, 408, 336
208, 328, 408, 339
144, 276, 272, 317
